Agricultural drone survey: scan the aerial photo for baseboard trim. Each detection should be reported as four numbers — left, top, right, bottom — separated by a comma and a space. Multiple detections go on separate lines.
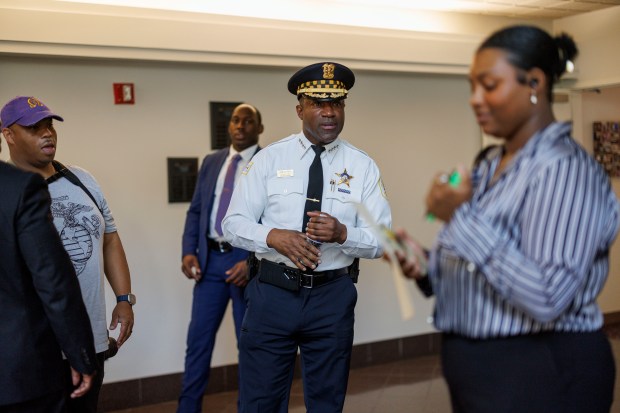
100, 311, 620, 411
604, 310, 620, 325
99, 330, 442, 411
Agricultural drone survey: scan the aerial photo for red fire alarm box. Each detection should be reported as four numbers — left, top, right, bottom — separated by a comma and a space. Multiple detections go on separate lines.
113, 83, 135, 104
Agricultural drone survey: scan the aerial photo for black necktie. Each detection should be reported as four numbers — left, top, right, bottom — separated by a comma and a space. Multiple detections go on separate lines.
302, 145, 325, 232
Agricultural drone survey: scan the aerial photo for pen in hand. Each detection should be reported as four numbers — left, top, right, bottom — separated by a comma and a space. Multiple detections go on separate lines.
426, 170, 462, 222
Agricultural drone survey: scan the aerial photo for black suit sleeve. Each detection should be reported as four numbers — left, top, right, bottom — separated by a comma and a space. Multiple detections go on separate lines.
17, 173, 98, 374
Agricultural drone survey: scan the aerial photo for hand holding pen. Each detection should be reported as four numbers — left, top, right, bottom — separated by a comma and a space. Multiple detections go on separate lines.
425, 165, 472, 223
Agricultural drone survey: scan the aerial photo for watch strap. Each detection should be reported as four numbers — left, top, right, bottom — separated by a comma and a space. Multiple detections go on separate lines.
116, 294, 136, 305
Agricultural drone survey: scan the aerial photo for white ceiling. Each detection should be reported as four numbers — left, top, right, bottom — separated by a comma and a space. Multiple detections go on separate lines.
429, 0, 620, 18
59, 0, 620, 19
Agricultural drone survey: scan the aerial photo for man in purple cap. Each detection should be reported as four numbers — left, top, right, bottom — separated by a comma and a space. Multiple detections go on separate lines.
1, 96, 136, 413
0, 126, 97, 413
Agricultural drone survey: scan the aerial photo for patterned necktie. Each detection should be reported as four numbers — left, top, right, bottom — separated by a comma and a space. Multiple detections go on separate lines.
214, 154, 242, 236
302, 145, 325, 232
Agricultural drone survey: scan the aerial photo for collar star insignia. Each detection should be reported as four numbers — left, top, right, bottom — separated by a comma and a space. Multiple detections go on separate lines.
335, 168, 354, 187
327, 144, 339, 153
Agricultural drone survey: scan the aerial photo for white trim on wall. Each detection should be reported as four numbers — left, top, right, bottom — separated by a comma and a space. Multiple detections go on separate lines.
0, 0, 552, 74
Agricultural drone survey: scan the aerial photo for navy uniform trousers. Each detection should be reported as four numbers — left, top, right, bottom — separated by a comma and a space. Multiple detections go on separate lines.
239, 274, 358, 413
177, 247, 247, 413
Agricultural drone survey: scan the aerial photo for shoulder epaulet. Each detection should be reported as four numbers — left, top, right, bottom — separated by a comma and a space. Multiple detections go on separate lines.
264, 134, 297, 149
340, 139, 371, 158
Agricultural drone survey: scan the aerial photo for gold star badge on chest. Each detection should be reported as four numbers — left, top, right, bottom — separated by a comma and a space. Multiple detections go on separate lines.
335, 168, 354, 187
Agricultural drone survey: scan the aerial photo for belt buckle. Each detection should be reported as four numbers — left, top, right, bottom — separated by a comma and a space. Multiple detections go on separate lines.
218, 242, 227, 253
300, 273, 314, 289
216, 241, 232, 253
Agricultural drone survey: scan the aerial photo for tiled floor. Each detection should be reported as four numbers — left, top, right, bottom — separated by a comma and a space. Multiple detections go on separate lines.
109, 336, 620, 413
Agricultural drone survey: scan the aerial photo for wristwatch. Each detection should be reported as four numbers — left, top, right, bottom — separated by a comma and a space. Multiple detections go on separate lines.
116, 293, 137, 306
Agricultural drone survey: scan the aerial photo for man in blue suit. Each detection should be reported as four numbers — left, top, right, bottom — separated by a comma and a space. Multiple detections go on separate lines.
178, 103, 263, 413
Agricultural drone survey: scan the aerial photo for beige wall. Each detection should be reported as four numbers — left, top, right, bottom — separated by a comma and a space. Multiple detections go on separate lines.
554, 6, 620, 89
0, 57, 478, 383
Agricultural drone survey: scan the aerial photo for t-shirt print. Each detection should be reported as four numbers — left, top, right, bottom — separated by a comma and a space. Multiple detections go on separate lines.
50, 195, 102, 275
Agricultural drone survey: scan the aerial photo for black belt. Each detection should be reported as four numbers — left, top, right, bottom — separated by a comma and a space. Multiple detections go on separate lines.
207, 238, 233, 253
256, 258, 351, 291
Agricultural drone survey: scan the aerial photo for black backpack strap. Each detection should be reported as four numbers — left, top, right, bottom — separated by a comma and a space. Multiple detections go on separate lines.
47, 160, 103, 214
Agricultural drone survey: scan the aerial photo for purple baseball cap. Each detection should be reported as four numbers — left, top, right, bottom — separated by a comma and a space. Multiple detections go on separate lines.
0, 96, 64, 129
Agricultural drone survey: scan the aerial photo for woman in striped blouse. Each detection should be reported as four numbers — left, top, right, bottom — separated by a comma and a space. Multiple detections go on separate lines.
396, 25, 619, 413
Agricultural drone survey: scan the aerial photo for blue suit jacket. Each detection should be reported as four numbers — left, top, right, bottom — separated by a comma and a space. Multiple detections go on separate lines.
182, 146, 260, 270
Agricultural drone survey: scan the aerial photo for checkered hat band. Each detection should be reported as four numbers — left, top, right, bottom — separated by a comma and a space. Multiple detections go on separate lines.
296, 80, 346, 94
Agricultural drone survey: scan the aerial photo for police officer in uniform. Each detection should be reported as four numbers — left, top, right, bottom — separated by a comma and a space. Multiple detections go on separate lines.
223, 62, 392, 413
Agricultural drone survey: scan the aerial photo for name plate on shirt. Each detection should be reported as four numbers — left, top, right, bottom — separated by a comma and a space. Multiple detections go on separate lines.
277, 169, 294, 178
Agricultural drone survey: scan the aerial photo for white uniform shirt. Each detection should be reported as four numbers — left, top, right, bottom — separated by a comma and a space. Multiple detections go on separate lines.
223, 132, 392, 270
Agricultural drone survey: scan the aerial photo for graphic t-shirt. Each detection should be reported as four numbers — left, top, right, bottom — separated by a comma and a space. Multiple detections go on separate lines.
47, 165, 117, 353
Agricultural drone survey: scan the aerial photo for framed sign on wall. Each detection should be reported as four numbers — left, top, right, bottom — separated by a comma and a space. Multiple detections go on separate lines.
167, 157, 198, 203
210, 101, 242, 150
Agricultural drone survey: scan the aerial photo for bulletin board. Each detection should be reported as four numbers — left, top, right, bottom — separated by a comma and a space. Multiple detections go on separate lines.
593, 121, 620, 177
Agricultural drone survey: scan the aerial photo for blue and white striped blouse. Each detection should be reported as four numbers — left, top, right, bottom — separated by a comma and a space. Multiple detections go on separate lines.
429, 122, 620, 339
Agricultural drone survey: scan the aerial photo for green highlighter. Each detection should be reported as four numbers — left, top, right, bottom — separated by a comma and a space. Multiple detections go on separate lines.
426, 171, 462, 222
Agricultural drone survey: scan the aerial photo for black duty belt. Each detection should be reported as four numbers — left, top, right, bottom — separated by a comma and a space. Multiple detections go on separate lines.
255, 258, 351, 291
207, 238, 233, 253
